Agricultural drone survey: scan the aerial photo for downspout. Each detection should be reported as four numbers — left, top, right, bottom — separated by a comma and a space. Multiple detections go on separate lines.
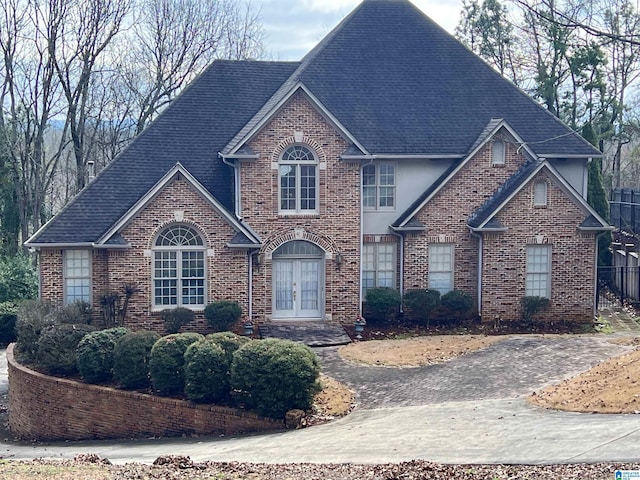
219, 154, 242, 218
584, 158, 592, 200
390, 230, 404, 313
248, 249, 259, 322
469, 229, 483, 320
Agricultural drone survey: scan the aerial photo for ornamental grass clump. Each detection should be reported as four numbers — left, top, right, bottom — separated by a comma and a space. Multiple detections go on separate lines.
230, 338, 321, 418
76, 327, 129, 383
149, 332, 203, 395
113, 330, 161, 389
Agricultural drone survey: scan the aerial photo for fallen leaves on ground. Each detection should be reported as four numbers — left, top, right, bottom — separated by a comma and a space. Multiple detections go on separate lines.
1, 457, 640, 480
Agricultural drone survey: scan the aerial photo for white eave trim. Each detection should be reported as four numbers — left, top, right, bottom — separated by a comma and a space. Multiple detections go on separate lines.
397, 120, 536, 229
578, 225, 615, 231
226, 243, 263, 249
538, 153, 604, 159
228, 82, 370, 157
25, 242, 132, 250
96, 162, 261, 246
474, 161, 611, 230
468, 226, 509, 233
341, 154, 464, 161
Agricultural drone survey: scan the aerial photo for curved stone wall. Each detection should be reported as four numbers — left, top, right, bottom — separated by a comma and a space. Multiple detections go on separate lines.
7, 344, 282, 441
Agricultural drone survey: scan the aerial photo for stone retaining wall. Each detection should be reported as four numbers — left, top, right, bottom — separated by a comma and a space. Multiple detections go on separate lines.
7, 344, 282, 441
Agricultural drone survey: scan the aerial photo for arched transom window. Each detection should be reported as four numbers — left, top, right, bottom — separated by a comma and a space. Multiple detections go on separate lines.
279, 145, 318, 214
153, 224, 206, 308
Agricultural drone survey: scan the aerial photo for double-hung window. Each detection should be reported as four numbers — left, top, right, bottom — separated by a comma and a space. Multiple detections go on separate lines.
533, 180, 548, 206
362, 243, 396, 296
429, 243, 454, 294
64, 249, 91, 304
279, 145, 318, 214
526, 245, 551, 298
363, 163, 395, 209
153, 225, 206, 308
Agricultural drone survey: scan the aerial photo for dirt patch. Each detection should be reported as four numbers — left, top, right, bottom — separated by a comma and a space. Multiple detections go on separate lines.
529, 343, 640, 413
308, 374, 355, 423
339, 335, 506, 367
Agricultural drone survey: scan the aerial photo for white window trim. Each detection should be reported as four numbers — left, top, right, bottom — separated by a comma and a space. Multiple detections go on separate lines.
362, 243, 397, 296
278, 145, 319, 215
525, 244, 551, 298
152, 226, 207, 311
363, 162, 396, 211
63, 249, 92, 305
428, 243, 454, 295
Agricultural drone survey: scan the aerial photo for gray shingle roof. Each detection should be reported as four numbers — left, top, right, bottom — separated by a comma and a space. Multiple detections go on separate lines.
28, 61, 299, 245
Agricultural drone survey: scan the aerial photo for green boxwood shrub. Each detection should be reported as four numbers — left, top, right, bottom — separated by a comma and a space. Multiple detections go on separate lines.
149, 332, 204, 395
161, 307, 194, 334
76, 327, 130, 383
15, 299, 57, 363
403, 289, 441, 327
521, 296, 550, 323
184, 340, 230, 403
364, 287, 401, 324
204, 300, 242, 332
35, 323, 96, 375
441, 290, 474, 319
0, 301, 18, 345
230, 338, 321, 418
205, 331, 250, 365
113, 330, 161, 389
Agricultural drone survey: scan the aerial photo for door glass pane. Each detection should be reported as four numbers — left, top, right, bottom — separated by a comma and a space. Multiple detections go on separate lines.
274, 261, 294, 310
300, 261, 319, 310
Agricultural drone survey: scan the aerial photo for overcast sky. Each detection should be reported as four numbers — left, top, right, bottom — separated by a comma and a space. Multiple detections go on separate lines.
260, 0, 464, 60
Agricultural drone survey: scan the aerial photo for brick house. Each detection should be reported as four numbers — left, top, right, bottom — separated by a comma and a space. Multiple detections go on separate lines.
26, 0, 610, 331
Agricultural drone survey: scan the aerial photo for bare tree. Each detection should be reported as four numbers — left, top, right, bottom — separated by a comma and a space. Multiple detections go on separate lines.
125, 0, 265, 134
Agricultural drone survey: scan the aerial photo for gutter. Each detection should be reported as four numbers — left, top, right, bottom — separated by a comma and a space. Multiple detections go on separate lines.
390, 230, 405, 313
25, 242, 132, 250
469, 228, 483, 320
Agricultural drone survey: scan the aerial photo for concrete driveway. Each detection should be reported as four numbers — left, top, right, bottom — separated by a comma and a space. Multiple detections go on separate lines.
2, 334, 640, 465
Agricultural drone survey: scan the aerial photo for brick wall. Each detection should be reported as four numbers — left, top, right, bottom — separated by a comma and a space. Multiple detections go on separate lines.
481, 170, 596, 322
242, 91, 361, 323
7, 344, 281, 441
404, 134, 527, 301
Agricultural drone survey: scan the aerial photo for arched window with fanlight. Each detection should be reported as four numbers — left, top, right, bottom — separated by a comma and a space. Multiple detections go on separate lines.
152, 225, 206, 308
279, 145, 318, 214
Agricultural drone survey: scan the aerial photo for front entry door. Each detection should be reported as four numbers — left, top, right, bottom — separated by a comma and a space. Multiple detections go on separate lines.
272, 241, 324, 320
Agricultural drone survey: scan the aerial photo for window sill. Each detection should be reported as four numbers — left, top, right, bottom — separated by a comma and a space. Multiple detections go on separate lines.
278, 213, 321, 219
152, 306, 205, 313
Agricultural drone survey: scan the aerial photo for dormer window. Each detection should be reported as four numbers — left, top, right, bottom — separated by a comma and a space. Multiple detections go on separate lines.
279, 145, 318, 214
534, 180, 548, 206
492, 139, 505, 166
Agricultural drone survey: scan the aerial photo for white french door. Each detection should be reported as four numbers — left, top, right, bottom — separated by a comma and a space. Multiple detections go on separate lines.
273, 258, 323, 319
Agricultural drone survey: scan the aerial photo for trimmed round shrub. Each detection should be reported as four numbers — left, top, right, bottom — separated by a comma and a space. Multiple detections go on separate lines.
149, 332, 204, 395
0, 301, 18, 345
205, 331, 250, 365
76, 327, 130, 383
204, 300, 242, 332
161, 307, 194, 334
231, 338, 321, 418
364, 287, 401, 324
113, 330, 161, 389
441, 290, 474, 319
35, 323, 96, 375
403, 289, 441, 327
15, 299, 57, 362
184, 340, 230, 403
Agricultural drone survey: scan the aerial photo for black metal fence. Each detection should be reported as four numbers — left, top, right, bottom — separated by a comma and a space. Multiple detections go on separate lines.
597, 265, 640, 309
610, 189, 640, 235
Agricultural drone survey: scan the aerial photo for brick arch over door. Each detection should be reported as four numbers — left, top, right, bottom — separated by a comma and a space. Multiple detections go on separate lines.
260, 229, 338, 261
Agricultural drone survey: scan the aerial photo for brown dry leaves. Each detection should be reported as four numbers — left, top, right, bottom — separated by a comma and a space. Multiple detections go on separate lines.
339, 335, 506, 367
530, 344, 640, 413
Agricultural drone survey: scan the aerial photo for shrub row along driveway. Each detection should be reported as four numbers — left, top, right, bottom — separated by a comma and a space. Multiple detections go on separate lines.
2, 335, 640, 466
316, 335, 625, 408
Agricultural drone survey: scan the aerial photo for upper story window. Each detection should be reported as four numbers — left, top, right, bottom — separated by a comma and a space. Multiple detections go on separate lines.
153, 224, 206, 309
64, 249, 91, 305
279, 145, 318, 214
363, 163, 396, 210
492, 139, 505, 166
533, 180, 548, 206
